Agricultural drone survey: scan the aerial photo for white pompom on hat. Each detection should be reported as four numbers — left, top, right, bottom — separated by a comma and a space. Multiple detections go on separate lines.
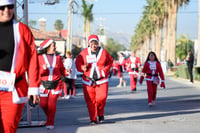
0, 0, 14, 6
88, 34, 99, 44
39, 39, 54, 50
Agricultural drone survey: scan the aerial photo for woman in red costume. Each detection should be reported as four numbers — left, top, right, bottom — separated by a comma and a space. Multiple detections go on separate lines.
38, 39, 67, 129
126, 51, 141, 92
117, 53, 126, 87
75, 34, 113, 124
0, 0, 40, 132
139, 51, 165, 107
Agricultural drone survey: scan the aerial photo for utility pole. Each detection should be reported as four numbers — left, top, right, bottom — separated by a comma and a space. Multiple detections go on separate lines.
66, 0, 74, 52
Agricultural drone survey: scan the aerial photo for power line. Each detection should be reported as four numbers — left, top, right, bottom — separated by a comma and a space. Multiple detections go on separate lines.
18, 11, 199, 15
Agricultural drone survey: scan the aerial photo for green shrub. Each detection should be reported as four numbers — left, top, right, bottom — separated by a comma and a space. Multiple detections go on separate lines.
173, 65, 189, 79
194, 67, 200, 81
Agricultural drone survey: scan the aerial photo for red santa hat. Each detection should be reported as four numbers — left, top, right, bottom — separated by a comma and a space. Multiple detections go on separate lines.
88, 34, 99, 44
39, 39, 54, 50
0, 0, 14, 6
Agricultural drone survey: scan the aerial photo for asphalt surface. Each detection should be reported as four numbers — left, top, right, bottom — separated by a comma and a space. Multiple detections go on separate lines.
17, 73, 200, 133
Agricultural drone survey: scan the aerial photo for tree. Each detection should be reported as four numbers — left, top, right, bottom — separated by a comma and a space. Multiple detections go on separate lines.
176, 35, 194, 61
28, 20, 37, 28
54, 19, 64, 31
81, 0, 94, 48
104, 38, 126, 60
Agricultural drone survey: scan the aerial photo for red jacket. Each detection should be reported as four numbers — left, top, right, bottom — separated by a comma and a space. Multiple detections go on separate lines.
75, 47, 113, 86
141, 61, 165, 81
38, 54, 66, 97
12, 20, 40, 104
126, 56, 141, 75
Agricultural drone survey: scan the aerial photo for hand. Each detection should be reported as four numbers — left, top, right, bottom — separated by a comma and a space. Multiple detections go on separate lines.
28, 95, 40, 105
160, 82, 166, 89
81, 65, 87, 72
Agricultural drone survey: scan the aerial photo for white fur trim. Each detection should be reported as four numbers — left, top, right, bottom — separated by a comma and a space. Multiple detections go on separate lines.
42, 40, 54, 49
28, 87, 39, 95
101, 70, 105, 77
13, 88, 28, 104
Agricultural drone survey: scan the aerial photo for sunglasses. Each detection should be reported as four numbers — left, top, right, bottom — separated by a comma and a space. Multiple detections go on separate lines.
0, 4, 14, 11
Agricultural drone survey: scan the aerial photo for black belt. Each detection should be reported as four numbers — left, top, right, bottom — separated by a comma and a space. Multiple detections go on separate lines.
84, 75, 103, 86
147, 73, 158, 76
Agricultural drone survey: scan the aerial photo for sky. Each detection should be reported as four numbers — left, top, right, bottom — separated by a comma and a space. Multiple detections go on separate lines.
18, 0, 199, 39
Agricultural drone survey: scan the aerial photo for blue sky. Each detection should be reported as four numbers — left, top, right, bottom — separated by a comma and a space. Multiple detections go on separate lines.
20, 0, 198, 39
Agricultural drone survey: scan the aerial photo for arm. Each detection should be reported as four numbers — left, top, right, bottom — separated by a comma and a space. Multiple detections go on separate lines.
21, 23, 40, 104
158, 62, 166, 88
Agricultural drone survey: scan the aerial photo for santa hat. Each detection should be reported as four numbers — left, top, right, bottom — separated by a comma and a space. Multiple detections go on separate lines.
39, 39, 54, 50
0, 0, 14, 6
88, 34, 99, 44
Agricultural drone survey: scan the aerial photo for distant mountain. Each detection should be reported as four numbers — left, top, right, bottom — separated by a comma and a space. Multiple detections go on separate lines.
106, 31, 132, 49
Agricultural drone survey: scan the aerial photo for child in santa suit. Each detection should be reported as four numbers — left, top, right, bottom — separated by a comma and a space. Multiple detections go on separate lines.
75, 34, 113, 124
38, 39, 67, 129
139, 51, 165, 107
126, 51, 141, 92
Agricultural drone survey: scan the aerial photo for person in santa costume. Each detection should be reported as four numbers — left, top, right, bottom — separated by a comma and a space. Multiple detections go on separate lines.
125, 51, 141, 92
75, 34, 113, 124
112, 60, 118, 76
0, 0, 40, 132
37, 39, 67, 130
139, 51, 166, 107
116, 52, 126, 87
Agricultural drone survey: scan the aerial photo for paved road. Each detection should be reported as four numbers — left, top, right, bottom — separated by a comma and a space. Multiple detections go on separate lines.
17, 73, 200, 133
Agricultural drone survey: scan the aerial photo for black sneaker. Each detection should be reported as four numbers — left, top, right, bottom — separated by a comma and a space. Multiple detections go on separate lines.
98, 116, 104, 123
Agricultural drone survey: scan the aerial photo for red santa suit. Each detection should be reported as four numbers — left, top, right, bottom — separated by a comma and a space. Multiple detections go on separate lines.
126, 56, 141, 91
0, 20, 40, 133
38, 39, 66, 127
75, 46, 113, 123
139, 61, 165, 104
117, 56, 126, 77
112, 60, 118, 76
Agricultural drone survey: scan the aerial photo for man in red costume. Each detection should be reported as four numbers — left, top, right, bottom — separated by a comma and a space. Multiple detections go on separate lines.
139, 51, 165, 107
75, 34, 113, 124
0, 0, 40, 132
126, 51, 141, 92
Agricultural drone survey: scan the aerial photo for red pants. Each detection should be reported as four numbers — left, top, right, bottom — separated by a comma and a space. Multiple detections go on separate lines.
40, 92, 59, 126
0, 92, 24, 133
129, 74, 137, 90
146, 81, 158, 103
83, 83, 108, 122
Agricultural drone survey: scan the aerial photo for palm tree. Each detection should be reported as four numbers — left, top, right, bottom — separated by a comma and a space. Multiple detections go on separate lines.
197, 0, 200, 66
54, 19, 64, 31
81, 0, 94, 48
167, 0, 190, 65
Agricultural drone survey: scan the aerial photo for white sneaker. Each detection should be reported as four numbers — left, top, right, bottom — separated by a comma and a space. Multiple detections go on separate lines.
117, 85, 122, 88
70, 95, 76, 99
152, 101, 156, 105
123, 82, 126, 87
46, 125, 54, 130
148, 103, 153, 107
64, 95, 70, 99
